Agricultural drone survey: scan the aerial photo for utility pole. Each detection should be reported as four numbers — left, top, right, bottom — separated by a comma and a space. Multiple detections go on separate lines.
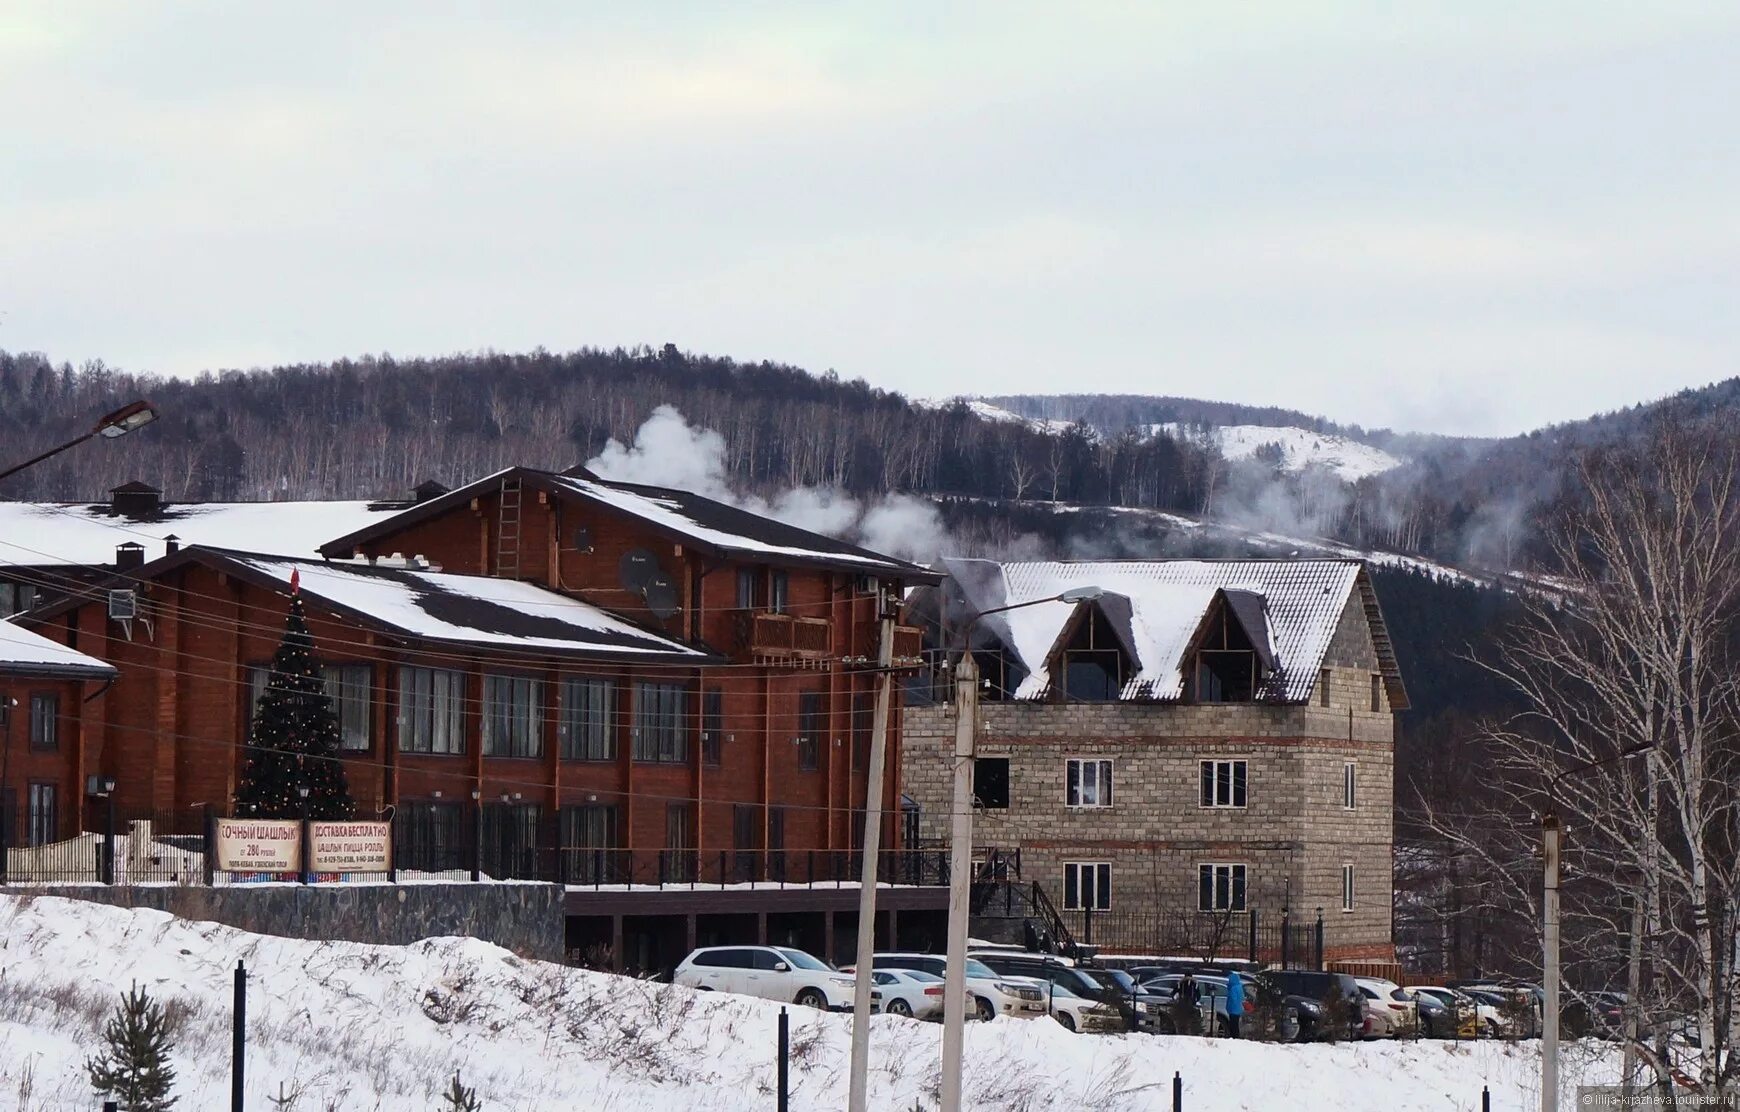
1541, 812, 1561, 1112
939, 648, 978, 1112
847, 597, 896, 1112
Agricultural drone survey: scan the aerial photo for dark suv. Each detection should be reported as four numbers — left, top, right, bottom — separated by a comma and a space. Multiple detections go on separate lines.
1270, 971, 1367, 1041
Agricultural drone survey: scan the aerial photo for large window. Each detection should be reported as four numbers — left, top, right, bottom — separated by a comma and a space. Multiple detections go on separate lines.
736, 567, 762, 611
482, 673, 543, 758
561, 804, 621, 883
701, 688, 724, 767
398, 666, 467, 754
482, 803, 541, 880
28, 693, 58, 751
1198, 863, 1248, 912
1063, 650, 1122, 702
665, 803, 695, 882
250, 663, 373, 751
1065, 758, 1113, 808
560, 677, 616, 761
633, 682, 689, 763
769, 570, 789, 615
1063, 862, 1111, 911
396, 801, 464, 872
797, 691, 824, 771
974, 758, 1010, 809
27, 782, 57, 847
1199, 759, 1248, 809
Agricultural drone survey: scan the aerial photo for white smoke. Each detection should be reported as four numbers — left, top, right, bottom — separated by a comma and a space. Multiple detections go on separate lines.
587, 405, 951, 564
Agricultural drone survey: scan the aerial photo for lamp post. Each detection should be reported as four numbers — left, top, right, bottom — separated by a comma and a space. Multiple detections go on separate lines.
940, 585, 1103, 1112
0, 400, 159, 485
1540, 741, 1652, 1112
296, 785, 312, 885
89, 774, 118, 883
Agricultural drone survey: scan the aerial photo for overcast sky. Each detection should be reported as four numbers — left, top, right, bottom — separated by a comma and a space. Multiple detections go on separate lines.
5, 4, 1738, 436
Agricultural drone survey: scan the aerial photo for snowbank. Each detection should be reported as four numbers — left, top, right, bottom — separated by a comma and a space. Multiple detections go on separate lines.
0, 895, 1617, 1110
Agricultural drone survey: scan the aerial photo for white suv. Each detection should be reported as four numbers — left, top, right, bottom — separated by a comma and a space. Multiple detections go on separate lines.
674, 946, 867, 1011
869, 952, 1048, 1021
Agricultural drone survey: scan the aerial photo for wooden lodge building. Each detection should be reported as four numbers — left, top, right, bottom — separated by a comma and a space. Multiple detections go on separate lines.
15, 465, 945, 971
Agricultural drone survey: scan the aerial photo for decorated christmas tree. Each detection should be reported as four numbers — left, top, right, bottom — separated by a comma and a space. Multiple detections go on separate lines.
233, 571, 356, 820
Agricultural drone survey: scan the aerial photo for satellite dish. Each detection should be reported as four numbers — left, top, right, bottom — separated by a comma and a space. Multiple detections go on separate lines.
644, 575, 681, 621
619, 549, 659, 592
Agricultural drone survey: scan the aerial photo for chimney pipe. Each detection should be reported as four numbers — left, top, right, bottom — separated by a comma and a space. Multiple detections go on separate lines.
115, 542, 146, 571
164, 535, 180, 556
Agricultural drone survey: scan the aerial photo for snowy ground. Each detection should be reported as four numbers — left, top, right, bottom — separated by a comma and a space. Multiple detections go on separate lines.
1157, 423, 1405, 482
0, 895, 1619, 1110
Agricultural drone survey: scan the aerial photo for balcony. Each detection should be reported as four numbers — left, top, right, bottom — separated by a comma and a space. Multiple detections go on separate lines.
743, 612, 832, 660
853, 622, 926, 663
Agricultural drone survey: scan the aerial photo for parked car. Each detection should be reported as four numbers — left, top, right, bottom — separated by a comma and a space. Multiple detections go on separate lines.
1458, 988, 1528, 1037
1269, 970, 1367, 1041
968, 951, 1143, 1033
1354, 978, 1417, 1038
1407, 987, 1453, 1038
866, 968, 946, 1020
1040, 980, 1124, 1033
1583, 991, 1627, 1039
869, 952, 1048, 1021
1406, 986, 1486, 1038
674, 946, 869, 1011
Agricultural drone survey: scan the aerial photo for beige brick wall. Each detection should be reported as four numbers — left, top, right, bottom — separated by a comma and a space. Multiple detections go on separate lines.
901, 592, 1396, 957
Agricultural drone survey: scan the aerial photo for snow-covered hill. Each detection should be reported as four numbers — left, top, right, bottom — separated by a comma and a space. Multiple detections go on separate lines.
1161, 424, 1404, 482
0, 895, 1617, 1110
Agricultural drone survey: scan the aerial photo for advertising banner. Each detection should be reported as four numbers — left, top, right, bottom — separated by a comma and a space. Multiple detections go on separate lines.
213, 819, 302, 873
310, 821, 392, 873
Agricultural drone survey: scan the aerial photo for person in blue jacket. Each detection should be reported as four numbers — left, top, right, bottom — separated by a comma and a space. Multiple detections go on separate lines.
1223, 970, 1246, 1037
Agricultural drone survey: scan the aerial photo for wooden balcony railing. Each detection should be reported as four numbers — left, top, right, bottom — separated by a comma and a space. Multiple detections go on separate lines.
745, 613, 832, 659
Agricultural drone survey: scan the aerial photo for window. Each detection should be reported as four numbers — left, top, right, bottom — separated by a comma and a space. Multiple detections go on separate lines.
769, 570, 789, 615
560, 677, 616, 761
796, 691, 823, 771
1342, 864, 1356, 911
1199, 759, 1248, 808
481, 803, 541, 880
561, 804, 621, 883
1370, 675, 1383, 713
736, 567, 761, 611
248, 664, 372, 751
323, 664, 373, 751
851, 691, 873, 771
1319, 668, 1332, 707
768, 806, 787, 881
1066, 758, 1112, 807
701, 688, 724, 766
396, 801, 464, 872
28, 693, 58, 751
1343, 762, 1357, 810
27, 782, 57, 847
973, 758, 1010, 809
482, 674, 543, 758
1063, 650, 1122, 701
632, 682, 689, 763
665, 803, 694, 882
1192, 601, 1262, 702
0, 581, 38, 615
1063, 862, 1112, 911
1198, 863, 1248, 912
398, 666, 467, 754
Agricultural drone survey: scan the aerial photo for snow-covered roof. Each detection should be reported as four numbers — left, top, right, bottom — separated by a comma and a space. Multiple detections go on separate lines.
939, 557, 1383, 703
320, 466, 937, 578
216, 551, 713, 662
0, 499, 412, 571
0, 618, 116, 680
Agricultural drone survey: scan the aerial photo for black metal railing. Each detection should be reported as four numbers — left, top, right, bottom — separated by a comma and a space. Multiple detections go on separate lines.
0, 805, 207, 886
1064, 906, 1326, 970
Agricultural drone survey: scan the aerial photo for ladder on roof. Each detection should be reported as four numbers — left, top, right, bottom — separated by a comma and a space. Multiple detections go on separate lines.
496, 476, 523, 580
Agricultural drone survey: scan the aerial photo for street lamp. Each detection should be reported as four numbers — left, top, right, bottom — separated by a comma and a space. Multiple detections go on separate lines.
940, 584, 1103, 1112
296, 785, 312, 886
87, 774, 119, 884
1540, 741, 1653, 1112
0, 400, 160, 485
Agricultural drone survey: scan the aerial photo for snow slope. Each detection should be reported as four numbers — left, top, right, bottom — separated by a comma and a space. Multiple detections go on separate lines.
1160, 424, 1404, 481
0, 895, 1617, 1111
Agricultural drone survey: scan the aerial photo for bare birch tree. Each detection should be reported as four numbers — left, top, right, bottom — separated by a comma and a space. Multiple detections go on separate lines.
1418, 413, 1740, 1099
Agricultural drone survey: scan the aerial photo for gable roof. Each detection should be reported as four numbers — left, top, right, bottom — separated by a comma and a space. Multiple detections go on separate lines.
29, 547, 716, 666
0, 618, 116, 680
317, 466, 942, 580
939, 557, 1407, 707
0, 498, 414, 571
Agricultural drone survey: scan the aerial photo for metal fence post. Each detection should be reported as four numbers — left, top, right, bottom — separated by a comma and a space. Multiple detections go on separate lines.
232, 960, 247, 1112
1314, 908, 1325, 970
1280, 909, 1291, 969
1248, 907, 1258, 963
1172, 1070, 1182, 1111
1481, 1084, 1490, 1111
777, 1006, 790, 1112
101, 792, 116, 884
202, 804, 216, 886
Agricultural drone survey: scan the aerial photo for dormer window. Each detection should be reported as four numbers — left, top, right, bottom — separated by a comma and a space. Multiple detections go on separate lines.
1052, 605, 1131, 702
1191, 594, 1271, 703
